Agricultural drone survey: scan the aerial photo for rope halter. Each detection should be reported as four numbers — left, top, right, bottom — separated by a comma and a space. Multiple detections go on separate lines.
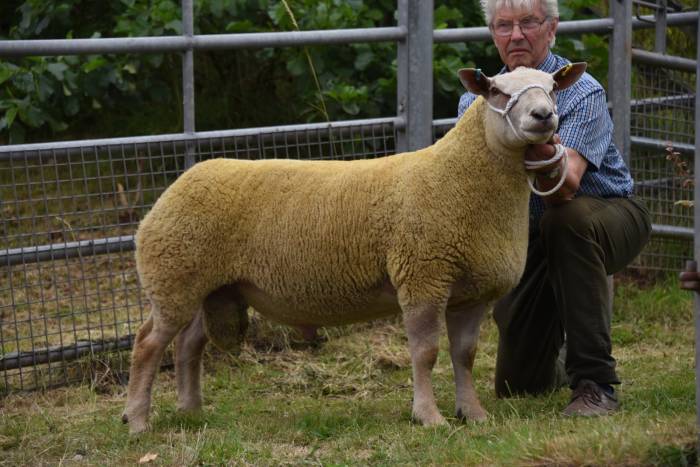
486, 82, 567, 197
486, 83, 556, 144
524, 143, 568, 197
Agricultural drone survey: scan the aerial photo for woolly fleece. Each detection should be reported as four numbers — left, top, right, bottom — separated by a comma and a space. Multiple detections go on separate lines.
135, 97, 530, 330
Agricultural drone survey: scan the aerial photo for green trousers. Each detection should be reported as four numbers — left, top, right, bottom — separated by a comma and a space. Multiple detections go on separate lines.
494, 195, 651, 397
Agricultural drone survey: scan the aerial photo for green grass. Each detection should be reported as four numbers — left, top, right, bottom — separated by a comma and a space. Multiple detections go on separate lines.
0, 275, 697, 466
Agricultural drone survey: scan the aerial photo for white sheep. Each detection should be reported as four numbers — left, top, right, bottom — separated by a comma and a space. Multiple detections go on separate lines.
122, 63, 586, 433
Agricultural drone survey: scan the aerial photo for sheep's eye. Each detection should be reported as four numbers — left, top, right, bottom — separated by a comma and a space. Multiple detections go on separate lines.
490, 88, 501, 96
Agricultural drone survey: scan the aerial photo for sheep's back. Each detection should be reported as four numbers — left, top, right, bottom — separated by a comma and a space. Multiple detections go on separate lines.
135, 156, 403, 322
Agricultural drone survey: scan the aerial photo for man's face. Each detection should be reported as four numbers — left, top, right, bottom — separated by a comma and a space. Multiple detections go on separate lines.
490, 2, 558, 70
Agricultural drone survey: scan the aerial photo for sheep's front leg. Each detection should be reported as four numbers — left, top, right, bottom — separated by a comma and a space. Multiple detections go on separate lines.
403, 305, 447, 427
445, 303, 488, 422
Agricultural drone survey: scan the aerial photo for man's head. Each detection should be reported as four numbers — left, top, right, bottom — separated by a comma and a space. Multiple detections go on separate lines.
481, 0, 559, 70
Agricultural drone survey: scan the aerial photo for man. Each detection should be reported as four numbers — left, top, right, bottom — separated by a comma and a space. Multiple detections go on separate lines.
458, 0, 651, 416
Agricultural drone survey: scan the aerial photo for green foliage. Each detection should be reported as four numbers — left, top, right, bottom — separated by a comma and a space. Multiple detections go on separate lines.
0, 0, 182, 143
551, 0, 609, 85
0, 0, 652, 142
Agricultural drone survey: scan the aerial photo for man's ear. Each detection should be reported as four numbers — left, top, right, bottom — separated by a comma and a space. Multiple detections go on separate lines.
552, 62, 587, 90
458, 68, 492, 96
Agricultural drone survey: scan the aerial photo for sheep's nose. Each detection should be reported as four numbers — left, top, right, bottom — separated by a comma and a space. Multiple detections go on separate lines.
531, 109, 553, 121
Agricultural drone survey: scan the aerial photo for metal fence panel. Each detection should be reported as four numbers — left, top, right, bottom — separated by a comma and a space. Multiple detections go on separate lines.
1, 122, 397, 392
630, 63, 696, 272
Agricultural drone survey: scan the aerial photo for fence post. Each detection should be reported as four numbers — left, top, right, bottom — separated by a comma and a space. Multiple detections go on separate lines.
396, 0, 434, 153
694, 5, 700, 452
610, 0, 632, 165
182, 0, 196, 168
654, 0, 667, 53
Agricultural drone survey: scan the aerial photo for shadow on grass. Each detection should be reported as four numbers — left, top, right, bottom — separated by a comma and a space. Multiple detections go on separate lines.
645, 442, 697, 466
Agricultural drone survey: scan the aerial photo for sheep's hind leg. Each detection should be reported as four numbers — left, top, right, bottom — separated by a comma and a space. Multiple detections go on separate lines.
175, 310, 208, 412
445, 303, 489, 422
403, 304, 447, 427
122, 311, 181, 434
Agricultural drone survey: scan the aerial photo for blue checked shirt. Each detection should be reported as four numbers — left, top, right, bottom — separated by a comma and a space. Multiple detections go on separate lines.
457, 52, 634, 234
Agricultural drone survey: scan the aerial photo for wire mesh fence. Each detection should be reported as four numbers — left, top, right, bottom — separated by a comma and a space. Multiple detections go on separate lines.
629, 63, 695, 272
0, 122, 397, 392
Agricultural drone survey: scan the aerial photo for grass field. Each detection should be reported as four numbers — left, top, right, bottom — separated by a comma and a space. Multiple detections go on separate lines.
0, 275, 697, 466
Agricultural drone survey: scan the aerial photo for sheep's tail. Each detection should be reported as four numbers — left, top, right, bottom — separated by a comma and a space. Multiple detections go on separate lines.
201, 285, 249, 355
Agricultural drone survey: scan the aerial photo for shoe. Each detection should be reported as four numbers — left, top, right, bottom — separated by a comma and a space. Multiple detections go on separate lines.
562, 379, 619, 417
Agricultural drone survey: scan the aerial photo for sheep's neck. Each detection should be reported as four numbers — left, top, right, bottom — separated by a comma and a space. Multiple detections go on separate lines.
434, 98, 525, 184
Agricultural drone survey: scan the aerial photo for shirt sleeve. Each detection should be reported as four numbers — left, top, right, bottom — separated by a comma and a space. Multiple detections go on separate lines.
557, 88, 613, 171
457, 92, 477, 119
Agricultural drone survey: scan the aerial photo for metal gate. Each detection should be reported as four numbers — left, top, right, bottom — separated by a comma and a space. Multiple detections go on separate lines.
1, 1, 698, 392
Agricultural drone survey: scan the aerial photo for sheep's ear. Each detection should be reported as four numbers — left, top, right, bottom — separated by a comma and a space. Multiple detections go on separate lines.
458, 68, 491, 96
552, 62, 587, 90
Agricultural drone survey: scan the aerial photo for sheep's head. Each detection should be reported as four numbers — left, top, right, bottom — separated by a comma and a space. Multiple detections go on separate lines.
459, 63, 586, 149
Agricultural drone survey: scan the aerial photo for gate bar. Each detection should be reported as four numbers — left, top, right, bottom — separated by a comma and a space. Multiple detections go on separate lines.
694, 6, 700, 451
632, 48, 697, 72
2, 223, 690, 268
2, 13, 695, 58
0, 28, 406, 57
182, 0, 196, 168
611, 0, 633, 165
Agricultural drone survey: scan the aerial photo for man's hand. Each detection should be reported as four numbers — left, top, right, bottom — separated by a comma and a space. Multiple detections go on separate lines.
524, 134, 563, 175
524, 134, 588, 205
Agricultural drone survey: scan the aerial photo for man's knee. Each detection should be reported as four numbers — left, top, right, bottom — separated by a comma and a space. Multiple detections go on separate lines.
539, 197, 598, 244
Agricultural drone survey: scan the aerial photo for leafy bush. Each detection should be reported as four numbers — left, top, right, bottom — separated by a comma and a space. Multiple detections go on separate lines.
0, 0, 622, 144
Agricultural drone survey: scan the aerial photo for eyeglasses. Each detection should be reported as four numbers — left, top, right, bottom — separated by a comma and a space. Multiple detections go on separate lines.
491, 16, 550, 37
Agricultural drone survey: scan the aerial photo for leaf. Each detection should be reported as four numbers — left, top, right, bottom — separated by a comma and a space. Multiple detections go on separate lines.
18, 103, 45, 128
47, 62, 69, 81
164, 20, 182, 34
354, 50, 374, 71
341, 101, 360, 115
9, 122, 26, 144
36, 75, 55, 101
138, 452, 158, 464
83, 56, 108, 73
12, 72, 35, 93
210, 0, 225, 18
47, 115, 68, 132
0, 64, 18, 86
5, 106, 18, 127
122, 63, 137, 75
286, 55, 307, 76
64, 97, 79, 116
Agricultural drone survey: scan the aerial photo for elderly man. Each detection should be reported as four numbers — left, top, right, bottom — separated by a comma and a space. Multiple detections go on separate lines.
458, 0, 651, 416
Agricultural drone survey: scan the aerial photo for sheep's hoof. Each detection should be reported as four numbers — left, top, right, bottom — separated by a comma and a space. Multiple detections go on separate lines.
456, 406, 488, 423
122, 411, 150, 434
128, 420, 150, 435
411, 411, 447, 427
176, 400, 202, 413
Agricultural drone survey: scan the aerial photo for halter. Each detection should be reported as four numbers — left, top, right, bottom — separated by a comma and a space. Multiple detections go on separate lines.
486, 82, 568, 197
486, 83, 556, 144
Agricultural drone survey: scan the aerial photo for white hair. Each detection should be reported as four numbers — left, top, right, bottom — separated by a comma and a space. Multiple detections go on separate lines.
480, 0, 559, 23
480, 0, 559, 47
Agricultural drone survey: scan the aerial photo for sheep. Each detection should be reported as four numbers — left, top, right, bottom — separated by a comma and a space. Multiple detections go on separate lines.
122, 63, 586, 434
